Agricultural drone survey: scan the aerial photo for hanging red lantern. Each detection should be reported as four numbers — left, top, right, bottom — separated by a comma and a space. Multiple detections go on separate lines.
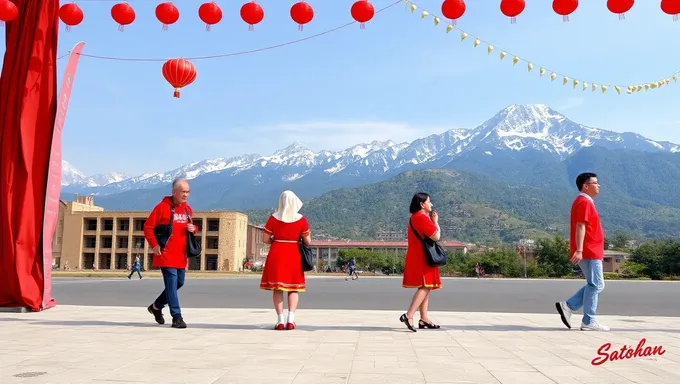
441, 0, 466, 26
500, 0, 525, 24
0, 0, 18, 27
111, 2, 135, 32
351, 0, 374, 29
199, 2, 222, 31
59, 3, 84, 31
155, 2, 179, 30
162, 58, 197, 98
290, 2, 314, 31
606, 0, 634, 20
661, 0, 680, 21
552, 0, 578, 22
240, 1, 264, 31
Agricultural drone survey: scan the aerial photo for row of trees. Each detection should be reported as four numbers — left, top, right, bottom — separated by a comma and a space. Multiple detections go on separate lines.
335, 237, 680, 280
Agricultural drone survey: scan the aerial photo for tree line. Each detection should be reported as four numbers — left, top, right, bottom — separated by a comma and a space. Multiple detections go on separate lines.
335, 237, 680, 280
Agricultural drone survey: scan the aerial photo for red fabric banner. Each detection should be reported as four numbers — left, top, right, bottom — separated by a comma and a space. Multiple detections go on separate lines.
41, 42, 85, 310
0, 0, 60, 311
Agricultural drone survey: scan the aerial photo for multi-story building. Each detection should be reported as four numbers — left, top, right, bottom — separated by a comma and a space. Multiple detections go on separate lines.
53, 196, 251, 272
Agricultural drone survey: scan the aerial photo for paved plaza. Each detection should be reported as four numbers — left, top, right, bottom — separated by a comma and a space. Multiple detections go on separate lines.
2, 277, 680, 383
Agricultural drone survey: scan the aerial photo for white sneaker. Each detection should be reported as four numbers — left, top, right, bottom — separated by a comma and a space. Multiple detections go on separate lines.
581, 321, 610, 331
555, 301, 572, 329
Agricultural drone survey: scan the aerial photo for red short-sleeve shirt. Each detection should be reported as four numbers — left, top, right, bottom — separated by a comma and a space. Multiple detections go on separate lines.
570, 194, 604, 260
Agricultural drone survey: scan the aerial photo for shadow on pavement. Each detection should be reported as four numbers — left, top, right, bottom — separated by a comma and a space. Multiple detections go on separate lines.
2, 317, 679, 333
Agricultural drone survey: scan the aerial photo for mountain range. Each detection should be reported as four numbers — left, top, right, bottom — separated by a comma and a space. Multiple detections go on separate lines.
60, 104, 680, 216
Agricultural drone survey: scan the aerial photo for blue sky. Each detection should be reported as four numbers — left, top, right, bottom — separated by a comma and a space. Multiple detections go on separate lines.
2, 0, 679, 176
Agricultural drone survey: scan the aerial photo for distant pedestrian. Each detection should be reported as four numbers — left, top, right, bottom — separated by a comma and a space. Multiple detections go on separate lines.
128, 256, 143, 279
144, 179, 197, 329
400, 192, 442, 332
556, 172, 609, 331
260, 190, 311, 330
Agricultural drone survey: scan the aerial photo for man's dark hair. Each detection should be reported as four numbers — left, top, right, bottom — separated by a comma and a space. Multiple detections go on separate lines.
409, 192, 431, 214
576, 172, 597, 191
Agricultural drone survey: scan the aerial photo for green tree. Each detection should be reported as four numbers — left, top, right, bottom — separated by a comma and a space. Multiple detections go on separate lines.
534, 236, 572, 278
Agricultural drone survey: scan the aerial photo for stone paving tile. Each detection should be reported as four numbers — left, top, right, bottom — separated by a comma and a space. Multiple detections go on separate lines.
1, 305, 680, 383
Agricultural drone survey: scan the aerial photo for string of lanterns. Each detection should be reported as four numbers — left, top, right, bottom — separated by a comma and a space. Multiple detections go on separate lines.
3, 0, 679, 30
408, 0, 680, 95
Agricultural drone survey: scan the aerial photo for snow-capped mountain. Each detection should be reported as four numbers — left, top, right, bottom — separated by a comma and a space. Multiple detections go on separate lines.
61, 104, 680, 210
61, 160, 128, 187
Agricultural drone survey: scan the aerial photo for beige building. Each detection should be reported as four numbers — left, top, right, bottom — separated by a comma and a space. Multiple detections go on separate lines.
53, 196, 250, 272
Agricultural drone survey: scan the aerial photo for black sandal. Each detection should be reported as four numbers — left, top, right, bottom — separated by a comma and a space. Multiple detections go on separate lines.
399, 313, 417, 332
419, 319, 441, 329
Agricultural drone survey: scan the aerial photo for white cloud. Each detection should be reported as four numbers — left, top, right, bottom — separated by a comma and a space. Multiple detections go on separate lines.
164, 120, 457, 157
556, 97, 585, 111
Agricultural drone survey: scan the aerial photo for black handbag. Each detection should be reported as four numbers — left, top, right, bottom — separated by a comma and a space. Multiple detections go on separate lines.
409, 219, 447, 267
185, 208, 202, 258
153, 206, 175, 249
299, 236, 314, 272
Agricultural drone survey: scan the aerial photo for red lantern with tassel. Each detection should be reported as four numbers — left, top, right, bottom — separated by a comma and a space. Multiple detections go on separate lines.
606, 0, 634, 20
441, 0, 466, 26
552, 0, 578, 22
661, 0, 680, 21
111, 2, 135, 31
351, 0, 374, 29
290, 1, 314, 31
240, 1, 264, 31
59, 3, 84, 31
155, 2, 179, 30
199, 2, 222, 31
162, 58, 197, 98
0, 0, 18, 27
500, 0, 525, 24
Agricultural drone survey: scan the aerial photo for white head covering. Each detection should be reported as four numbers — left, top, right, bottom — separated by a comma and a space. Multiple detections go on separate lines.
272, 190, 303, 223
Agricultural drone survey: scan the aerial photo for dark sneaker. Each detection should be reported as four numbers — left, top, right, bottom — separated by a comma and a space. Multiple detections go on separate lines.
147, 304, 165, 325
172, 316, 187, 329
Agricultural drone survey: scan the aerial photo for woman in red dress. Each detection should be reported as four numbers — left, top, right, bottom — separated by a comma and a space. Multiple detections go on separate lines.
400, 192, 442, 332
260, 190, 311, 330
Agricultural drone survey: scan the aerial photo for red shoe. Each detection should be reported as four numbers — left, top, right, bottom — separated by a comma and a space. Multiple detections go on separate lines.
275, 322, 285, 330
286, 322, 296, 330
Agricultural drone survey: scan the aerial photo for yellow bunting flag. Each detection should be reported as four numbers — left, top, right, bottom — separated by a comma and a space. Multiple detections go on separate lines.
406, 0, 677, 96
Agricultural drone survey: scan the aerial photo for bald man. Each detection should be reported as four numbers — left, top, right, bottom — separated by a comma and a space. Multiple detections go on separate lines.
143, 178, 198, 329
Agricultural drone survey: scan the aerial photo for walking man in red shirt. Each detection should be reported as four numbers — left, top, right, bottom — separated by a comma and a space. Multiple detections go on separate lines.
144, 179, 197, 329
555, 172, 609, 331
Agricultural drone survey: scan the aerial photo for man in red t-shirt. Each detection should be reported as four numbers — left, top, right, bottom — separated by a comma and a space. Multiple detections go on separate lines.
555, 172, 610, 331
144, 178, 198, 329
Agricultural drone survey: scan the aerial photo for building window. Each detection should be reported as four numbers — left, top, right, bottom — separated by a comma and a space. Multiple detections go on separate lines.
615, 258, 621, 263
56, 237, 62, 245
118, 219, 130, 231
85, 219, 97, 231
103, 219, 114, 231
207, 237, 219, 249
84, 236, 96, 248
133, 219, 145, 231
101, 236, 113, 249
207, 220, 219, 232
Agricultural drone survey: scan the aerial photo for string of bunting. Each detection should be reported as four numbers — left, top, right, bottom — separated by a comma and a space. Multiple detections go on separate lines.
405, 0, 680, 96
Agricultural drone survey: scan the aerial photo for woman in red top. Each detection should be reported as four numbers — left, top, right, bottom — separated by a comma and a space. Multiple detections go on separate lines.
260, 190, 312, 330
400, 192, 442, 332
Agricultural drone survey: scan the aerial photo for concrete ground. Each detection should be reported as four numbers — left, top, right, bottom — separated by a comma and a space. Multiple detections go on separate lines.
51, 276, 680, 317
1, 305, 679, 384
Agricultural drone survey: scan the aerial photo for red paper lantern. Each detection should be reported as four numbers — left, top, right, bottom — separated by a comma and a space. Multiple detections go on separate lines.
155, 2, 179, 30
111, 2, 135, 32
552, 0, 578, 22
351, 0, 374, 29
59, 3, 84, 31
606, 0, 634, 20
290, 1, 314, 31
500, 0, 525, 24
162, 58, 197, 98
199, 2, 222, 31
0, 0, 18, 27
240, 1, 264, 31
661, 0, 680, 21
441, 0, 466, 26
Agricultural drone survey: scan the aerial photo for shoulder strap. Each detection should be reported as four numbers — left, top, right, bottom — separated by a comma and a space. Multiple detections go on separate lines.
409, 218, 425, 243
185, 207, 192, 223
169, 206, 175, 225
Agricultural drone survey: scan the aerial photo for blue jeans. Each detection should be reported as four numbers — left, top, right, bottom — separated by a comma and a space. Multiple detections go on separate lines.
128, 268, 142, 279
566, 259, 605, 325
153, 268, 186, 318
